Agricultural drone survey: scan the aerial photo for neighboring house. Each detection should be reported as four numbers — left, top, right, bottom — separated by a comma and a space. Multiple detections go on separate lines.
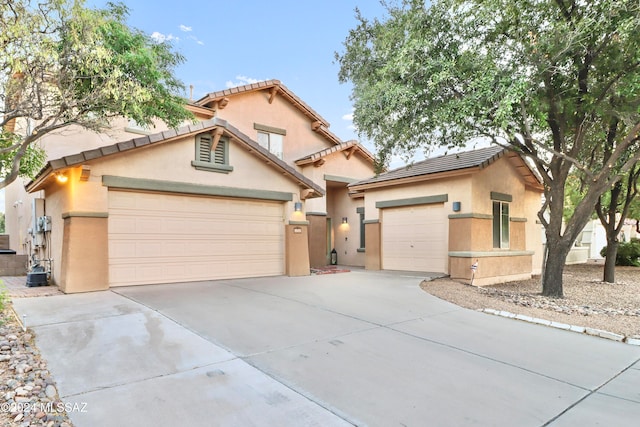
349, 146, 545, 286
566, 218, 640, 264
4, 80, 376, 292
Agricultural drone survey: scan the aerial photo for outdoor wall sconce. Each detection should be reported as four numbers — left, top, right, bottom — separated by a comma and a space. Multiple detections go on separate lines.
55, 172, 68, 184
294, 202, 302, 212
342, 217, 348, 224
452, 201, 461, 212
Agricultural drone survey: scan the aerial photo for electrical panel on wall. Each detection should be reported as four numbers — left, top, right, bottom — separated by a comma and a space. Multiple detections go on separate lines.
38, 216, 52, 233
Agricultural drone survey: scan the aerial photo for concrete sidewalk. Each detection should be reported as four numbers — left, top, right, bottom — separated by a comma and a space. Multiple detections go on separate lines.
12, 270, 640, 426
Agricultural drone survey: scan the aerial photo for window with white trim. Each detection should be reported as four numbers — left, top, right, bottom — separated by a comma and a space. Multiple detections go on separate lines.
254, 123, 286, 159
125, 118, 152, 135
493, 201, 510, 249
257, 131, 283, 159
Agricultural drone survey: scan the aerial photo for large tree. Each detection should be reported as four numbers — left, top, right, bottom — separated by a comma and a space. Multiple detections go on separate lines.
0, 0, 192, 188
336, 0, 640, 297
596, 165, 640, 282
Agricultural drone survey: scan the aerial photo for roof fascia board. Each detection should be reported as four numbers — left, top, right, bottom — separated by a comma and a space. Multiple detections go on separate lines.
350, 167, 478, 191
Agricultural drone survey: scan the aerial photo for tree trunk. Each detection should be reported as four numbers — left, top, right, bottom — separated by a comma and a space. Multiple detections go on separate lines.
603, 239, 618, 283
541, 238, 572, 297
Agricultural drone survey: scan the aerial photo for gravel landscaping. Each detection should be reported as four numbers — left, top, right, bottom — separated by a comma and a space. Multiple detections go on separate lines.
0, 310, 72, 427
422, 263, 640, 340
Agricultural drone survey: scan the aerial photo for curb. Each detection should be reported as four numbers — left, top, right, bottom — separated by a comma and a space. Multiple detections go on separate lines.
480, 308, 639, 346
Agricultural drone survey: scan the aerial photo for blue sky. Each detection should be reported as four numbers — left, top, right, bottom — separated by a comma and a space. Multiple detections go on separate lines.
2, 1, 392, 214
90, 0, 390, 149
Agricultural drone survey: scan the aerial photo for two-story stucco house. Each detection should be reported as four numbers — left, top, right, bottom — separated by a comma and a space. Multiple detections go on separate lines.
4, 79, 544, 293
4, 80, 376, 292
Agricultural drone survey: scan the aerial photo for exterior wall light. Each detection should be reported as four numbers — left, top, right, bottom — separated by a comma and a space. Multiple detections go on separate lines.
55, 172, 68, 183
294, 202, 302, 212
342, 217, 348, 224
452, 201, 461, 212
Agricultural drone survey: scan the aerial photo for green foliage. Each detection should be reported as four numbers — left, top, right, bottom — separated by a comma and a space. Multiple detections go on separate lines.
600, 238, 640, 266
0, 0, 194, 189
337, 0, 640, 168
337, 0, 640, 296
0, 212, 5, 234
0, 285, 8, 313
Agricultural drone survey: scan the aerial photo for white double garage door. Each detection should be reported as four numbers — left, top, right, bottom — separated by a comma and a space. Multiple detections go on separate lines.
108, 190, 285, 287
381, 203, 448, 273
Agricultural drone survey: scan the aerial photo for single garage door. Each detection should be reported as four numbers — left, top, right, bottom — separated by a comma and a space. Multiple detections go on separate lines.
382, 204, 447, 272
108, 190, 285, 286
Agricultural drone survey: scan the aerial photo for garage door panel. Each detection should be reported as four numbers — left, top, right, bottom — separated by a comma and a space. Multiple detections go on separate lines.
108, 191, 285, 286
382, 204, 447, 273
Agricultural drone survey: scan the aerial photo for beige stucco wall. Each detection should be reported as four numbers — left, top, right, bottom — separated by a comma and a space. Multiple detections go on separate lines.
471, 157, 527, 217
525, 188, 544, 275
84, 135, 299, 194
362, 175, 471, 222
449, 157, 542, 283
297, 151, 374, 268
360, 175, 469, 273
214, 91, 332, 164
325, 186, 365, 267
5, 84, 376, 284
359, 157, 542, 283
285, 224, 310, 276
4, 117, 171, 254
28, 133, 311, 290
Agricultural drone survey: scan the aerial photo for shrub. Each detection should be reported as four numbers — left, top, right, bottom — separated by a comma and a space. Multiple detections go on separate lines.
600, 238, 640, 266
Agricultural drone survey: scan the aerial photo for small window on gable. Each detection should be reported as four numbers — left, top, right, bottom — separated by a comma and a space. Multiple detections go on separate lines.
191, 133, 233, 173
254, 123, 286, 159
126, 118, 152, 135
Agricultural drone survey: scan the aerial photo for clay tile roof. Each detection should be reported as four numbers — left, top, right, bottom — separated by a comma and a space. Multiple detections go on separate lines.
350, 145, 507, 187
295, 140, 375, 165
195, 79, 331, 132
195, 80, 376, 151
25, 118, 325, 197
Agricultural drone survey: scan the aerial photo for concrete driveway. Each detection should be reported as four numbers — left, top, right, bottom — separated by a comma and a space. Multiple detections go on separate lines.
12, 270, 640, 426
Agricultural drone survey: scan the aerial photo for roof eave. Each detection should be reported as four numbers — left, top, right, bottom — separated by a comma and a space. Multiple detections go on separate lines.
26, 117, 326, 198
349, 167, 480, 191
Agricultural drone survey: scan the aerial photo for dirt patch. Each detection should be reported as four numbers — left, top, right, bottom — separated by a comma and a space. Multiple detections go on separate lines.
421, 263, 640, 338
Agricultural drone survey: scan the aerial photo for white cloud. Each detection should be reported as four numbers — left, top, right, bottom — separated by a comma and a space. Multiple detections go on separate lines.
189, 35, 204, 46
150, 32, 178, 43
225, 75, 262, 88
179, 24, 192, 32
342, 112, 354, 121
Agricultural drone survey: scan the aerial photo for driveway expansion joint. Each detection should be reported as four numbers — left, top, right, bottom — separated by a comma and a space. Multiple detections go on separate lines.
540, 354, 640, 426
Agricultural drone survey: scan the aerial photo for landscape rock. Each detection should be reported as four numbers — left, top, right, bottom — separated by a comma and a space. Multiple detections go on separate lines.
0, 311, 72, 426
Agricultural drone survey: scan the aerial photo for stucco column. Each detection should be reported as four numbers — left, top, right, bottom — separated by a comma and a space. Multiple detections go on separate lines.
285, 222, 311, 276
60, 212, 109, 293
364, 220, 381, 270
305, 213, 327, 267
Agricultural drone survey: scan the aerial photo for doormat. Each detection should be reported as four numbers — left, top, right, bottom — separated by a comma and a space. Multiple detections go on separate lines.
311, 266, 351, 275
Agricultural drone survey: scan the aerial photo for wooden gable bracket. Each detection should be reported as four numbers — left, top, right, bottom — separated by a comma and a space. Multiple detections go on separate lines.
269, 86, 279, 104
313, 158, 325, 167
300, 188, 315, 200
210, 128, 225, 151
311, 121, 322, 132
80, 165, 91, 182
211, 97, 230, 112
344, 146, 358, 160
